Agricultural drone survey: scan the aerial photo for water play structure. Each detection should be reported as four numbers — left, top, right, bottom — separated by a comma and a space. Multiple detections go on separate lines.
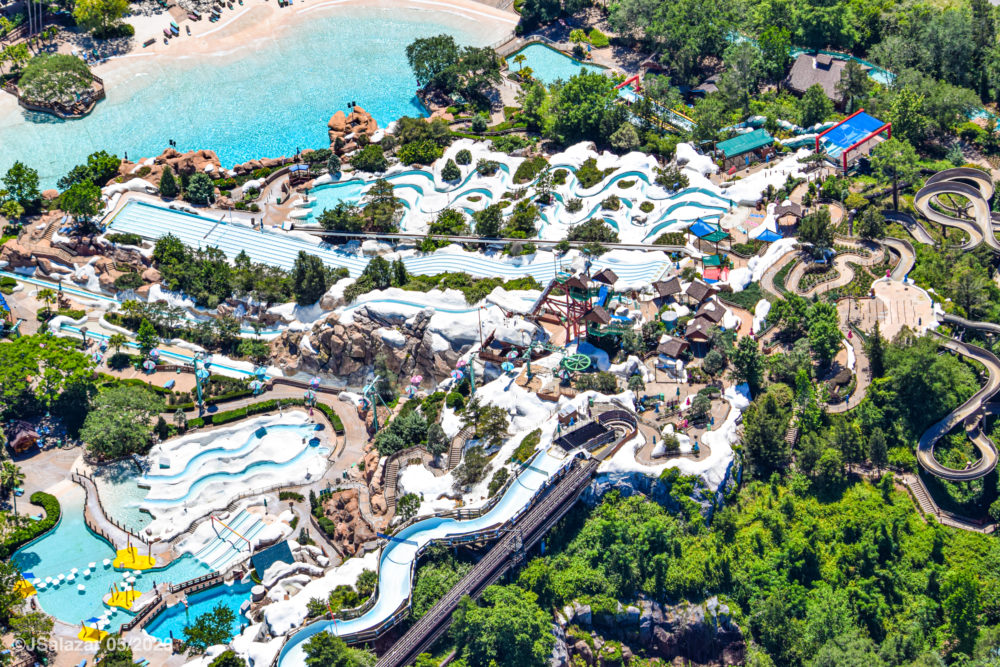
913, 167, 1000, 252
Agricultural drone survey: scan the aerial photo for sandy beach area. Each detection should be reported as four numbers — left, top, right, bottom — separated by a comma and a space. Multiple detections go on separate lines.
111, 0, 517, 65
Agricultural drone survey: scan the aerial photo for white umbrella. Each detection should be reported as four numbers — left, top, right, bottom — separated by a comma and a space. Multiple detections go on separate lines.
78, 584, 86, 592
70, 568, 78, 574
88, 562, 97, 569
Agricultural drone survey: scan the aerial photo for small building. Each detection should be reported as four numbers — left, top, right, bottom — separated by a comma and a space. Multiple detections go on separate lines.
657, 336, 689, 360
684, 316, 715, 354
651, 277, 682, 307
692, 73, 720, 96
816, 109, 891, 173
591, 268, 619, 286
784, 53, 868, 107
717, 129, 776, 170
696, 300, 727, 325
6, 421, 39, 454
582, 305, 612, 328
251, 540, 295, 578
683, 279, 718, 307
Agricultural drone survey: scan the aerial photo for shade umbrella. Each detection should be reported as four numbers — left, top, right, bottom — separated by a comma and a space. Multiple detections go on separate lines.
451, 369, 465, 381
92, 352, 103, 363
249, 380, 265, 394
456, 359, 468, 369
506, 350, 519, 360
501, 361, 515, 373
149, 349, 160, 360
85, 617, 100, 625
309, 376, 321, 388
99, 340, 107, 351
254, 366, 268, 378
410, 375, 423, 385
142, 359, 156, 372
304, 389, 316, 402
195, 368, 210, 381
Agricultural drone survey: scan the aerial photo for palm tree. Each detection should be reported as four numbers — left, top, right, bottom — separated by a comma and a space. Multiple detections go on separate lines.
37, 288, 55, 317
1, 461, 25, 514
513, 53, 526, 71
108, 333, 128, 355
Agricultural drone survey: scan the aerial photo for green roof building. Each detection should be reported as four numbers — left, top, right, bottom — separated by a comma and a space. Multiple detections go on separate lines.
717, 129, 776, 170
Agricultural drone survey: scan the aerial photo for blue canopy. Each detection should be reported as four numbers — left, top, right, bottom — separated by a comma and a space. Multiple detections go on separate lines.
756, 229, 783, 243
689, 219, 718, 238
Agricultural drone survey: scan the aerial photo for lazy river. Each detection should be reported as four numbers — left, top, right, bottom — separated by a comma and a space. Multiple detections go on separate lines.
0, 3, 510, 188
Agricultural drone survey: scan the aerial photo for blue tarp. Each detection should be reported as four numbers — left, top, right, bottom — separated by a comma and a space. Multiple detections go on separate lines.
756, 229, 783, 242
597, 284, 609, 307
0, 294, 8, 311
689, 219, 718, 238
821, 112, 886, 157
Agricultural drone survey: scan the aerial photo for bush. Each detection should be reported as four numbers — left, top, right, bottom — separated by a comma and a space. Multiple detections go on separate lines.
512, 428, 542, 463
398, 140, 443, 166
446, 391, 465, 410
513, 156, 548, 184
441, 159, 461, 181
476, 159, 500, 176
114, 271, 143, 291
487, 467, 510, 497
0, 492, 60, 559
575, 158, 612, 189
105, 232, 142, 246
600, 194, 621, 211
455, 149, 472, 166
588, 28, 609, 48
350, 144, 388, 173
552, 169, 568, 185
491, 135, 531, 154
639, 201, 654, 213
279, 491, 305, 502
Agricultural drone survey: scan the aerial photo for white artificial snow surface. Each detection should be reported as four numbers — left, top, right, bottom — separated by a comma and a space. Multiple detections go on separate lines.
600, 383, 751, 492
138, 411, 329, 541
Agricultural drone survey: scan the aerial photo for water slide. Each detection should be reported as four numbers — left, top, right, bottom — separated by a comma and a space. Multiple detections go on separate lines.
913, 168, 999, 252
276, 449, 570, 667
915, 332, 1000, 481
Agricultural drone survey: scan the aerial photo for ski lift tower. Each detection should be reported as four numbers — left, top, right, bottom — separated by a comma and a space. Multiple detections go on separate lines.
193, 351, 210, 414
361, 374, 389, 434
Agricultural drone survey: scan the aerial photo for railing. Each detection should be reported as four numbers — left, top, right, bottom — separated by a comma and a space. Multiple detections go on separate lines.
120, 594, 164, 632
169, 570, 222, 595
72, 471, 149, 548
3, 71, 105, 119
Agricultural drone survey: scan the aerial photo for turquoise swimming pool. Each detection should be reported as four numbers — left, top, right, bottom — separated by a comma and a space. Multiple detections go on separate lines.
0, 6, 505, 188
305, 180, 367, 221
505, 43, 605, 84
144, 580, 254, 644
12, 485, 210, 631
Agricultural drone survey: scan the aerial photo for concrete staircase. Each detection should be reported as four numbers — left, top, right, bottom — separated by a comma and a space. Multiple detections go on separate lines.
904, 475, 937, 517
448, 427, 474, 469
384, 459, 399, 511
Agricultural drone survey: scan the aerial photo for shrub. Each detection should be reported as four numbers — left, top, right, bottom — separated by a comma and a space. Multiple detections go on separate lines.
600, 194, 621, 211
491, 135, 531, 154
398, 140, 443, 166
575, 158, 612, 189
0, 492, 60, 559
455, 149, 473, 165
441, 159, 461, 181
185, 173, 215, 205
639, 201, 654, 213
350, 144, 388, 173
487, 467, 510, 497
476, 159, 500, 177
512, 428, 542, 463
446, 391, 465, 410
588, 28, 609, 48
513, 156, 548, 184
565, 198, 583, 213
552, 169, 568, 185
114, 271, 143, 291
279, 491, 305, 502
105, 232, 142, 246
470, 114, 488, 133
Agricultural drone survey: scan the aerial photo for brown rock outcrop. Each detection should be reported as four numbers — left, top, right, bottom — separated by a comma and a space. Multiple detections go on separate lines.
269, 306, 461, 387
328, 106, 378, 154
319, 489, 376, 557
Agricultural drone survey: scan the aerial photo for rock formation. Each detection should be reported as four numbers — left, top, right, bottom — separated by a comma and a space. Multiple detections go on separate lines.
328, 106, 378, 155
269, 306, 464, 386
318, 489, 376, 557
555, 596, 745, 666
117, 148, 223, 190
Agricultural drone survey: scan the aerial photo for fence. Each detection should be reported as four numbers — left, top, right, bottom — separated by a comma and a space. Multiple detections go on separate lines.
71, 471, 149, 549
3, 71, 105, 119
169, 570, 222, 595
120, 594, 164, 632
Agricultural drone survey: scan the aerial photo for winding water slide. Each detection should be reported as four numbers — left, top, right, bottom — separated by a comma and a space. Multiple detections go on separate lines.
913, 167, 999, 251
916, 332, 1000, 481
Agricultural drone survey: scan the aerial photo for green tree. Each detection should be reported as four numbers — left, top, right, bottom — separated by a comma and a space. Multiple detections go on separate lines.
0, 461, 24, 513
452, 586, 554, 667
718, 41, 763, 111
836, 60, 872, 113
326, 153, 341, 174
292, 251, 332, 306
350, 144, 388, 173
732, 336, 765, 394
865, 322, 885, 378
867, 426, 888, 470
441, 158, 461, 181
807, 301, 842, 368
551, 71, 627, 146
856, 206, 885, 240
158, 165, 178, 198
95, 635, 134, 667
798, 84, 834, 127
10, 612, 53, 657
798, 207, 834, 254
185, 172, 215, 205
73, 0, 128, 34
951, 266, 989, 319
136, 318, 158, 357
473, 204, 503, 237
742, 389, 791, 478
397, 492, 421, 521
0, 560, 22, 623
182, 604, 236, 653
627, 373, 646, 392
609, 121, 641, 152
80, 386, 165, 459
16, 54, 93, 106
405, 34, 461, 91
59, 180, 102, 222
759, 26, 792, 83
303, 630, 375, 667
3, 161, 40, 208
942, 568, 980, 654
426, 422, 449, 457
58, 151, 121, 191
883, 87, 929, 146
692, 94, 728, 142
871, 138, 919, 210
208, 651, 247, 667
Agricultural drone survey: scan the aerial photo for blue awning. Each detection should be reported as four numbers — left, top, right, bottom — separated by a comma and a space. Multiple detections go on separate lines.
689, 220, 718, 238
756, 229, 783, 243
